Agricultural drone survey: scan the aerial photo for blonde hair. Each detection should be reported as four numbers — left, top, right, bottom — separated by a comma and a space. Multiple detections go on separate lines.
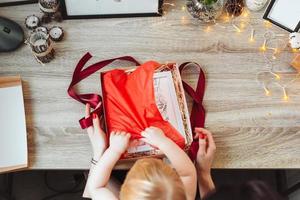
120, 158, 187, 200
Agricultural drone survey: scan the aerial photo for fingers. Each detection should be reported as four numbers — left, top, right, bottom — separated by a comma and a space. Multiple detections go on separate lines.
195, 127, 210, 135
195, 127, 216, 155
92, 113, 101, 134
85, 104, 93, 134
140, 137, 150, 144
110, 131, 131, 138
198, 139, 207, 156
205, 131, 216, 155
85, 103, 91, 118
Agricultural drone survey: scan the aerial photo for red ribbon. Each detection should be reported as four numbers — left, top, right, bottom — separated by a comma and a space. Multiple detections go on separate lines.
179, 62, 206, 160
67, 52, 140, 129
67, 53, 206, 161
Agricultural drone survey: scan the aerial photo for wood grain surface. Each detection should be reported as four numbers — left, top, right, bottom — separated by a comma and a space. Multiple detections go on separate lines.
0, 0, 299, 169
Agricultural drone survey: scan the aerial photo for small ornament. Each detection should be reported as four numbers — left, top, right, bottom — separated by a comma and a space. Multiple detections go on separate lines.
34, 26, 48, 34
29, 31, 55, 63
186, 0, 224, 23
225, 0, 244, 17
245, 0, 268, 11
39, 0, 62, 23
49, 26, 64, 41
289, 32, 300, 50
25, 15, 40, 30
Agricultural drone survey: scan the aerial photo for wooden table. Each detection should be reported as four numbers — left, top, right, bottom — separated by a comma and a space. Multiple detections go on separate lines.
0, 1, 299, 169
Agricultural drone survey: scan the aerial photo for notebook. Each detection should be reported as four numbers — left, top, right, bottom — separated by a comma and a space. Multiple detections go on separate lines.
0, 76, 28, 173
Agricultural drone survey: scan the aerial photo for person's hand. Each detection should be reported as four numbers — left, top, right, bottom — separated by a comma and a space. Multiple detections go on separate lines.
195, 128, 216, 176
141, 126, 168, 148
195, 128, 216, 199
109, 131, 131, 155
85, 103, 107, 161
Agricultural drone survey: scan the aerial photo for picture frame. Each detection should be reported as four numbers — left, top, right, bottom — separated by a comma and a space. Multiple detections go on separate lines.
263, 0, 300, 32
0, 0, 37, 7
60, 0, 163, 20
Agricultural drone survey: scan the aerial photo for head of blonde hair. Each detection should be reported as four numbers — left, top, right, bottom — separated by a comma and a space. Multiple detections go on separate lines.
120, 158, 187, 200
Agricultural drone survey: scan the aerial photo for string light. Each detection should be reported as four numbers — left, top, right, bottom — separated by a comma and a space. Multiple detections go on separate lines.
174, 1, 299, 101
260, 42, 267, 51
205, 26, 212, 32
283, 88, 289, 101
232, 24, 241, 33
264, 20, 272, 28
249, 29, 255, 42
263, 84, 271, 96
242, 10, 249, 17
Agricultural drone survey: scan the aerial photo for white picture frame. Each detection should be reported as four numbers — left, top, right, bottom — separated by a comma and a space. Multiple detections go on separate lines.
0, 0, 37, 7
263, 0, 300, 32
60, 0, 162, 19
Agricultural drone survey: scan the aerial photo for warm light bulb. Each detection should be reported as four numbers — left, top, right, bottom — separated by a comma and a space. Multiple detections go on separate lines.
249, 29, 255, 43
223, 15, 230, 23
264, 20, 272, 28
243, 10, 249, 17
232, 24, 241, 33
260, 40, 267, 51
240, 22, 245, 29
265, 89, 271, 96
282, 88, 288, 101
292, 48, 299, 53
260, 45, 266, 51
205, 26, 212, 32
181, 5, 186, 11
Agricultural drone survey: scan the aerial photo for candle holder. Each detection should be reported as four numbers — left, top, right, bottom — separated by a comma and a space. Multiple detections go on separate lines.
29, 31, 55, 63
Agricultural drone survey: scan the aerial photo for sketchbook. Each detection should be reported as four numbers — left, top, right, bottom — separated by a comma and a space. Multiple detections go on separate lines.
0, 76, 28, 173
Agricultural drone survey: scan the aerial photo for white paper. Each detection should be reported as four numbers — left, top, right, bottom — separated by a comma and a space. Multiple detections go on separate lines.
268, 0, 300, 30
0, 85, 27, 170
64, 0, 159, 16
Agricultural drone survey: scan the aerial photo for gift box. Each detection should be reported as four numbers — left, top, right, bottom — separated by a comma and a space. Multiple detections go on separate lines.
100, 63, 193, 159
68, 53, 206, 161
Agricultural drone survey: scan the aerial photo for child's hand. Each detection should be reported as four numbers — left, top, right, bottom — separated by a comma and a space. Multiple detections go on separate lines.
85, 103, 107, 161
109, 131, 131, 155
141, 126, 168, 148
195, 128, 216, 176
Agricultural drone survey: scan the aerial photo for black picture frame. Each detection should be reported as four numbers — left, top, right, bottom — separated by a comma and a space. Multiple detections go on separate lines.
0, 0, 37, 7
263, 0, 300, 32
60, 0, 163, 20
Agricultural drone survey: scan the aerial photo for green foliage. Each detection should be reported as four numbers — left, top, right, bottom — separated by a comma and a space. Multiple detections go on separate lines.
202, 0, 218, 5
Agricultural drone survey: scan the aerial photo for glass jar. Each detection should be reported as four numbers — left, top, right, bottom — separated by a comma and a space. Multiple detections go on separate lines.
187, 0, 224, 23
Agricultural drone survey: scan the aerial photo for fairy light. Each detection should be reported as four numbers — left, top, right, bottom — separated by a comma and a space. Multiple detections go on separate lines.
233, 24, 241, 33
240, 22, 245, 29
283, 88, 289, 101
242, 9, 249, 17
205, 26, 212, 32
181, 5, 186, 11
263, 84, 271, 96
274, 73, 280, 80
264, 20, 272, 28
260, 41, 267, 51
292, 48, 299, 53
249, 29, 255, 42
